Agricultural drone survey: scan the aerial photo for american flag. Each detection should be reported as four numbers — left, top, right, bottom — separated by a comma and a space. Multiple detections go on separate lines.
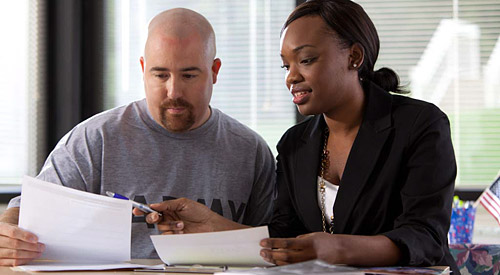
478, 172, 500, 226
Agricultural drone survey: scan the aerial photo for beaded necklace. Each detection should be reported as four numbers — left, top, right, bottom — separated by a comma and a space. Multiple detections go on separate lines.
319, 128, 334, 234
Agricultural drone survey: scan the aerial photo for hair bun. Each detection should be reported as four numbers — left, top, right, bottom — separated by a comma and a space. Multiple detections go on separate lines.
372, 67, 403, 93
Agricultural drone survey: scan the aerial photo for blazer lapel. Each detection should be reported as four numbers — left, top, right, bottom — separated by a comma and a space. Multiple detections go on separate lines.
292, 116, 324, 232
333, 82, 393, 233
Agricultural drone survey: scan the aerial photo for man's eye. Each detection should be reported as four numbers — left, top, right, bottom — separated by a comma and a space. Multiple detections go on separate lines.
280, 65, 289, 71
183, 74, 197, 79
154, 74, 168, 79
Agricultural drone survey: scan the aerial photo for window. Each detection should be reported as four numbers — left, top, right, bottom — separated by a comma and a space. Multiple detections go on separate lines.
356, 0, 500, 188
104, 0, 296, 156
0, 0, 45, 190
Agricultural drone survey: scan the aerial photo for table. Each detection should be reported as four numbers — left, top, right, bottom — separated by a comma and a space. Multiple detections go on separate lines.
1, 259, 452, 275
2, 259, 175, 275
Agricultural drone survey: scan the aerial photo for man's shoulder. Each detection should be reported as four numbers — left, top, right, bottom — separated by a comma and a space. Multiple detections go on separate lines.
77, 100, 143, 130
63, 100, 145, 142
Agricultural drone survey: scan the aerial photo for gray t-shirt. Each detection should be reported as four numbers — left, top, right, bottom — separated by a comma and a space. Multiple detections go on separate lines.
9, 99, 276, 258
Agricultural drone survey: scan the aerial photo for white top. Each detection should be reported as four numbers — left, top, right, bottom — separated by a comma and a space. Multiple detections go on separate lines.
317, 176, 339, 225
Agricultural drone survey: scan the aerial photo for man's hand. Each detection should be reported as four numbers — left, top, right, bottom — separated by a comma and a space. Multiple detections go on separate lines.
0, 208, 45, 266
132, 198, 248, 234
259, 233, 401, 266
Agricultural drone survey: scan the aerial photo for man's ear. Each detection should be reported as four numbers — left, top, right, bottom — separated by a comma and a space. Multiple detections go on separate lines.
211, 58, 222, 84
349, 43, 364, 70
140, 56, 145, 73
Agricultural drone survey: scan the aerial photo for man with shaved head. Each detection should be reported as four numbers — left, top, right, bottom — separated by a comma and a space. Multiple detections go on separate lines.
0, 8, 275, 265
142, 8, 219, 133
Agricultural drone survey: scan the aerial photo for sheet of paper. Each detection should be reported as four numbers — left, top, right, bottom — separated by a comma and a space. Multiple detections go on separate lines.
213, 259, 366, 275
15, 261, 164, 272
151, 226, 274, 267
18, 176, 132, 263
213, 260, 451, 275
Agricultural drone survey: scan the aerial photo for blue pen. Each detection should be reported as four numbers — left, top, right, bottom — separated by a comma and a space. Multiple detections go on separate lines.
106, 191, 162, 216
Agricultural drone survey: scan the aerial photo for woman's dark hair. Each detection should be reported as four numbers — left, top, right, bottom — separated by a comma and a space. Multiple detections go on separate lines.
282, 0, 405, 93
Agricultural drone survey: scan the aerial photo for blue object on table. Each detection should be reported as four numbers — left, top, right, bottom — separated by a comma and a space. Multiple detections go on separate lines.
449, 201, 476, 244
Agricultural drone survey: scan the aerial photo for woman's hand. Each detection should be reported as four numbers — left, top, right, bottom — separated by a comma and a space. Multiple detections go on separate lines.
260, 233, 401, 266
259, 232, 344, 265
132, 198, 248, 234
133, 198, 215, 234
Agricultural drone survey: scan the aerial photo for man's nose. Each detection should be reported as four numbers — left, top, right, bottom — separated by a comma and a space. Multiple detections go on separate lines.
166, 78, 182, 99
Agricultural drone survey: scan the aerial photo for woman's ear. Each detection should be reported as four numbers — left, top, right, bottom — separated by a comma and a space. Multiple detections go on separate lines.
349, 43, 364, 70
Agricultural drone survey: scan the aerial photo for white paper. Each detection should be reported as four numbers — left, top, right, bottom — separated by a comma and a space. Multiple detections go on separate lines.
18, 176, 132, 264
213, 260, 365, 275
15, 261, 164, 271
151, 226, 274, 266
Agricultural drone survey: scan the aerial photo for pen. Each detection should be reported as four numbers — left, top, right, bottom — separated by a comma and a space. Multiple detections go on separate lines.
105, 191, 162, 216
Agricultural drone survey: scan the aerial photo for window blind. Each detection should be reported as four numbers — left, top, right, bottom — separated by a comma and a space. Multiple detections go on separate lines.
0, 0, 45, 188
103, 0, 296, 156
356, 0, 500, 187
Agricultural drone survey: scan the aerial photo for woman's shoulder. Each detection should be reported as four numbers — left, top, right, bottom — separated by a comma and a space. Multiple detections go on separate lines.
277, 115, 322, 148
390, 94, 450, 133
392, 94, 448, 120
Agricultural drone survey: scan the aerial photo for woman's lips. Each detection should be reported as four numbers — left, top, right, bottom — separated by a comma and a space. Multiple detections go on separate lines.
292, 90, 311, 105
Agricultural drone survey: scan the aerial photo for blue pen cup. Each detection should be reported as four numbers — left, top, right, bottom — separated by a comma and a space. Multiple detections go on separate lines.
448, 206, 476, 244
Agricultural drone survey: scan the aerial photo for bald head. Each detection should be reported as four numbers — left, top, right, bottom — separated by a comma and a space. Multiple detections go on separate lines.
145, 8, 216, 61
140, 8, 222, 133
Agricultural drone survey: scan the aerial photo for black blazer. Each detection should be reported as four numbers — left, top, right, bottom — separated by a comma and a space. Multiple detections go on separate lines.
268, 81, 459, 273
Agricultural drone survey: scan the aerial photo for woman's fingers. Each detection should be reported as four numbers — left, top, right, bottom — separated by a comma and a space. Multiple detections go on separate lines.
157, 221, 184, 233
260, 248, 314, 265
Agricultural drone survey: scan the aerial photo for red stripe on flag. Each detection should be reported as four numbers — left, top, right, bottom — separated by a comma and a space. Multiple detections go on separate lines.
482, 197, 500, 218
480, 194, 500, 217
484, 190, 500, 210
480, 194, 500, 223
479, 202, 500, 226
484, 190, 500, 214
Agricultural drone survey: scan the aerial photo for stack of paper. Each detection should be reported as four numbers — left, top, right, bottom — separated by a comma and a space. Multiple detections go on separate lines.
17, 176, 161, 271
213, 260, 451, 275
151, 226, 274, 267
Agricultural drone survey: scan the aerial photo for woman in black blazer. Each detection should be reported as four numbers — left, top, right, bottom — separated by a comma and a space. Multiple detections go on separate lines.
144, 0, 458, 272
260, 0, 458, 272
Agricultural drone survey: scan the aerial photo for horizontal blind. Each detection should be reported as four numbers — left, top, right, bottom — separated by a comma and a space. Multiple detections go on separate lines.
0, 0, 45, 188
104, 0, 296, 156
357, 0, 500, 187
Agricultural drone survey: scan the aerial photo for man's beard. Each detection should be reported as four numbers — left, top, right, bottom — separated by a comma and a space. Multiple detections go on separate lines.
159, 98, 195, 132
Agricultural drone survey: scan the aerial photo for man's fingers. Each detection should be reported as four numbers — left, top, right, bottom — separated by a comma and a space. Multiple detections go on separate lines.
0, 257, 38, 267
0, 236, 44, 252
260, 238, 307, 250
0, 248, 43, 263
0, 223, 38, 243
